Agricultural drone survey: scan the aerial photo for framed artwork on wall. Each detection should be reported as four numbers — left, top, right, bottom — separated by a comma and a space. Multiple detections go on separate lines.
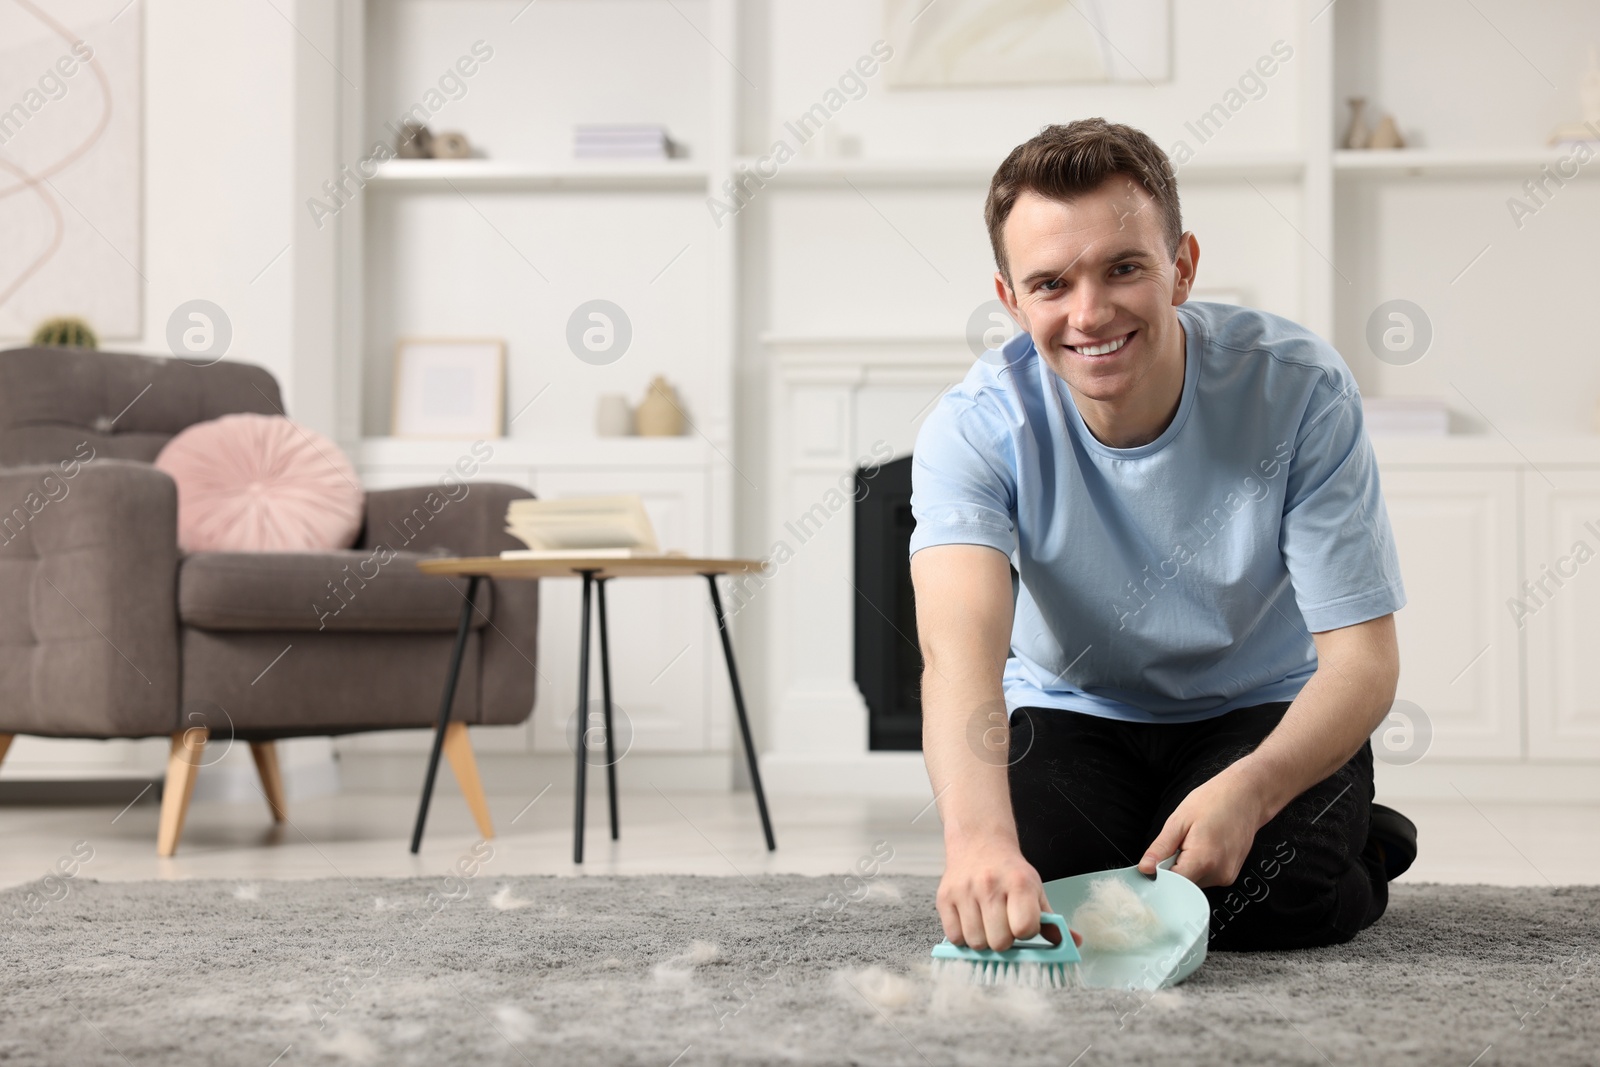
391, 337, 505, 438
0, 0, 144, 339
883, 0, 1171, 88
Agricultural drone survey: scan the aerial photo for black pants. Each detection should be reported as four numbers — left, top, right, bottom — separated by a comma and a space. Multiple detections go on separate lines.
1007, 701, 1387, 951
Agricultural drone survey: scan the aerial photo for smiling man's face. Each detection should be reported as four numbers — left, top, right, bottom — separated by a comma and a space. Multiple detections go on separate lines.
995, 175, 1199, 446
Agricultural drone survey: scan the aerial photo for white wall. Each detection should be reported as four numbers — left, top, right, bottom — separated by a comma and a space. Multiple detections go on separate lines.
763, 0, 1303, 160
137, 0, 348, 436
4, 0, 342, 790
144, 1, 297, 405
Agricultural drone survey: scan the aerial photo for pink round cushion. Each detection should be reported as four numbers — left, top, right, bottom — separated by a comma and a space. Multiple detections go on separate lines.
154, 413, 364, 552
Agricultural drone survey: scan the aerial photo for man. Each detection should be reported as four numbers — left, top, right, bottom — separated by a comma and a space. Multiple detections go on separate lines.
910, 118, 1417, 954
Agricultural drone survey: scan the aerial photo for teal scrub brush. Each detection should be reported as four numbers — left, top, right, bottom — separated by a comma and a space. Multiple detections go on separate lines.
930, 912, 1082, 988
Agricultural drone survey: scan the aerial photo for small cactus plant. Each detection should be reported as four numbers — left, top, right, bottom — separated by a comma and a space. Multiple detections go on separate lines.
31, 316, 98, 349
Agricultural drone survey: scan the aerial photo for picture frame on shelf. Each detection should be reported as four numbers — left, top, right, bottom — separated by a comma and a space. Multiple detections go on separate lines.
391, 337, 505, 438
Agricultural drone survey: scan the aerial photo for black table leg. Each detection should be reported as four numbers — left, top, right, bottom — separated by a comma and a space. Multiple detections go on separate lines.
596, 577, 620, 841
573, 570, 597, 864
411, 575, 480, 854
705, 574, 776, 851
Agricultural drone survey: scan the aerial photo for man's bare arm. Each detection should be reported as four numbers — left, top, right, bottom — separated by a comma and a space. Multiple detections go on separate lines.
1139, 613, 1401, 886
913, 543, 1054, 951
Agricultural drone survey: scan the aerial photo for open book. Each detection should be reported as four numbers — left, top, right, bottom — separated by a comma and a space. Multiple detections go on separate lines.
501, 494, 671, 559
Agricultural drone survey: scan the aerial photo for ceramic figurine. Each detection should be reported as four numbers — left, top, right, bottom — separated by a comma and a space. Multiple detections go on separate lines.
396, 121, 432, 159
1368, 113, 1405, 149
432, 131, 472, 159
635, 377, 685, 436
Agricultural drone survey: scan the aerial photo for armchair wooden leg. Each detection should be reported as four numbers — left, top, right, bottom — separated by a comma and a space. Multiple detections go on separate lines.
442, 722, 494, 840
158, 728, 207, 857
250, 741, 287, 824
0, 734, 13, 772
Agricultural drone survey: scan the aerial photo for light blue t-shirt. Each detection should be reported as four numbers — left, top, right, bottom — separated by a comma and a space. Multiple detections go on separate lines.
908, 300, 1406, 724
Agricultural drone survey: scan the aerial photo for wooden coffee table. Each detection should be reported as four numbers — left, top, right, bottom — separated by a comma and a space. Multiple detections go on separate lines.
409, 555, 776, 863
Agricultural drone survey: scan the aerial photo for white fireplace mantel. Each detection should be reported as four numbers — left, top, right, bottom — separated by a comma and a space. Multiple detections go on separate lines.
757, 335, 975, 796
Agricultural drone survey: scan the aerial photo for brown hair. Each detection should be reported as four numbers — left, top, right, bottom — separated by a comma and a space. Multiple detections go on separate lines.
984, 118, 1182, 287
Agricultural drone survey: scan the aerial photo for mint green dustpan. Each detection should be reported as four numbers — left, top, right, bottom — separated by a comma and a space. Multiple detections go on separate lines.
1041, 859, 1209, 990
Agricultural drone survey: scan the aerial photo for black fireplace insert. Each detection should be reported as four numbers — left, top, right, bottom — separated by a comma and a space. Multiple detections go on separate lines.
853, 455, 923, 750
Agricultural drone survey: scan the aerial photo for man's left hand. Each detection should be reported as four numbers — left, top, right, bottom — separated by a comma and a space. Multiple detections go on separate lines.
1137, 764, 1271, 888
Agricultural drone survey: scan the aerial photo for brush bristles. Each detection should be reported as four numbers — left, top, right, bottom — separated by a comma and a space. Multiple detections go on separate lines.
930, 957, 1081, 989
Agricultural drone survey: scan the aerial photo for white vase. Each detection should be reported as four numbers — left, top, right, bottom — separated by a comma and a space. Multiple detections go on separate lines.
596, 394, 633, 436
1343, 97, 1370, 150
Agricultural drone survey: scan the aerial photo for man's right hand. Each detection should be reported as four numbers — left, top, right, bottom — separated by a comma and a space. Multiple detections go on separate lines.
912, 545, 1083, 953
936, 838, 1063, 951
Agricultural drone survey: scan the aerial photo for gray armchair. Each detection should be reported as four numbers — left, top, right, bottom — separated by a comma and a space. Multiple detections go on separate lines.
0, 346, 538, 854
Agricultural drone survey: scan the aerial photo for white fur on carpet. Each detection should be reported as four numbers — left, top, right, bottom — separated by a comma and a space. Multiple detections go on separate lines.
1, 875, 1595, 1066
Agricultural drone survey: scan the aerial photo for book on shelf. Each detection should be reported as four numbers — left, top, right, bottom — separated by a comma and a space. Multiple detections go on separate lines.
501, 494, 666, 558
573, 124, 678, 160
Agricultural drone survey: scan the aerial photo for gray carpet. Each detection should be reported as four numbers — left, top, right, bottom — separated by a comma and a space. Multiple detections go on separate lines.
2, 873, 1598, 1066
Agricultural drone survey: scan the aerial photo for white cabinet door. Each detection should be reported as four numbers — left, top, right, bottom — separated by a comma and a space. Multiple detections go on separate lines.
1379, 469, 1522, 759
1524, 470, 1600, 759
529, 469, 721, 754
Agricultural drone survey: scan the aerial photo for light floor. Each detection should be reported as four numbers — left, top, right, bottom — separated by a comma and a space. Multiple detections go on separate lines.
2, 787, 1597, 890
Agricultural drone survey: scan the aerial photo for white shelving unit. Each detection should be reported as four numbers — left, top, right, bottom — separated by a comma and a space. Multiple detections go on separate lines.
338, 0, 743, 777
339, 0, 1600, 441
